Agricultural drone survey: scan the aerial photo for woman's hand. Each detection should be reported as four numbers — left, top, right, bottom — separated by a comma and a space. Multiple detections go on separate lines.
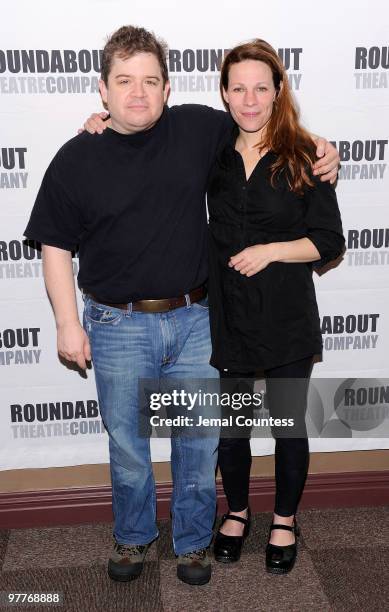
229, 244, 276, 277
312, 137, 339, 183
229, 238, 321, 277
77, 111, 110, 135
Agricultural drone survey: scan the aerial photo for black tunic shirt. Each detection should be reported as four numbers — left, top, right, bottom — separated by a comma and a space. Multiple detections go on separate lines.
24, 105, 232, 303
207, 128, 345, 371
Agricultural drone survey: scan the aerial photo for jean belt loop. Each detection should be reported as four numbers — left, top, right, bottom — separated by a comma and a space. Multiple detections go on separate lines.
127, 301, 133, 316
184, 293, 191, 308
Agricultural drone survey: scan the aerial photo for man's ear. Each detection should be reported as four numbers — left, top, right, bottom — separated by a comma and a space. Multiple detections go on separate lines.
99, 79, 108, 110
163, 80, 171, 104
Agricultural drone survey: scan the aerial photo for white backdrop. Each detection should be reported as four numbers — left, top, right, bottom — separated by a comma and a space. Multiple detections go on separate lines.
1, 0, 388, 470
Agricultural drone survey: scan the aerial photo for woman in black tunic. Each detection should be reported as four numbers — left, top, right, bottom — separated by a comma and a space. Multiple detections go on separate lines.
208, 39, 345, 573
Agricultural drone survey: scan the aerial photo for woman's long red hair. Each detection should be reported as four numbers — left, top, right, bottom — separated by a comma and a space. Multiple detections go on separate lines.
220, 39, 316, 194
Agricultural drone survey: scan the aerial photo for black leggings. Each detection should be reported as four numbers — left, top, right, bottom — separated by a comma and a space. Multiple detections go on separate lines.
217, 356, 312, 516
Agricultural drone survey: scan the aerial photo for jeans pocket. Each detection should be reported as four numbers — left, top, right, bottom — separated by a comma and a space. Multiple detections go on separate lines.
85, 302, 123, 325
192, 296, 209, 310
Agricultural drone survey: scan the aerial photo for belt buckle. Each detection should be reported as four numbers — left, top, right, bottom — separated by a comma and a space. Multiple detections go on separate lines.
142, 299, 171, 313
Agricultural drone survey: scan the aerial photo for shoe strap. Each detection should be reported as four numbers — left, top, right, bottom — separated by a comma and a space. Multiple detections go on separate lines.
221, 513, 249, 526
270, 523, 295, 532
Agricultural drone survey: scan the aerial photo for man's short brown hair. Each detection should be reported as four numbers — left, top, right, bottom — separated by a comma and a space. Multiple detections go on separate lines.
101, 25, 169, 85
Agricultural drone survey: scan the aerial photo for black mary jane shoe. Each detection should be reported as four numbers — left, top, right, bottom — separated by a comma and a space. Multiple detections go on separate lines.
213, 509, 251, 563
265, 519, 300, 574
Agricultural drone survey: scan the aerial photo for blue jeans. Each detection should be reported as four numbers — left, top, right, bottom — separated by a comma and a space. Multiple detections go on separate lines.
83, 295, 220, 555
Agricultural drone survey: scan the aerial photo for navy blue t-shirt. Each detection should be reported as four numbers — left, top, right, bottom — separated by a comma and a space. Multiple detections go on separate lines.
25, 104, 232, 302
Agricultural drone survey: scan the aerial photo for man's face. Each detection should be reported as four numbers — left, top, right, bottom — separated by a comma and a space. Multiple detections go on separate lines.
99, 52, 170, 134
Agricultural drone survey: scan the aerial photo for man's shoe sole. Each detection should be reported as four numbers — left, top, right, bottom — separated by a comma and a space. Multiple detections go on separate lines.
108, 560, 143, 582
177, 565, 211, 586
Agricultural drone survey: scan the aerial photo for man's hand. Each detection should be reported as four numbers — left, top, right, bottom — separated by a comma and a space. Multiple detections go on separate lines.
229, 244, 276, 277
312, 137, 339, 184
57, 321, 91, 370
78, 112, 110, 135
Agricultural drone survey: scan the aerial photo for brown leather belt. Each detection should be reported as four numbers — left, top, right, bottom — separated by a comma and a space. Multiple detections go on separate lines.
87, 285, 207, 313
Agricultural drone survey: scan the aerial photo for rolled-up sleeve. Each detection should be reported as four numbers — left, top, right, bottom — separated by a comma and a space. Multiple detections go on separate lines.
304, 176, 345, 269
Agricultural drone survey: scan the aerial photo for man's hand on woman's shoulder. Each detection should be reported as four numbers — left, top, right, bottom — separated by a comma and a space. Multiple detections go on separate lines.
312, 136, 340, 184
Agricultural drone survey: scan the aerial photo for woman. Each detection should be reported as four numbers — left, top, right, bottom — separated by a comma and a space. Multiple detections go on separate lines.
207, 39, 345, 573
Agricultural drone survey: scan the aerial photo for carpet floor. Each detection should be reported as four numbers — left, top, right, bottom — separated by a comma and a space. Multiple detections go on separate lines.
1, 506, 388, 611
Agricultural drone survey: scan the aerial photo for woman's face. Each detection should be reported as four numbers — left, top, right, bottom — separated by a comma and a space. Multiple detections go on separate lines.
223, 59, 277, 134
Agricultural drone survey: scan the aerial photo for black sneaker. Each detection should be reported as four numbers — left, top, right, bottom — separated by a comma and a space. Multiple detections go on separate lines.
177, 548, 211, 585
108, 540, 150, 581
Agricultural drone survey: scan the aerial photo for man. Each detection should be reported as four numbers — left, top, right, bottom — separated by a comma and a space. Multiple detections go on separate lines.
25, 25, 339, 586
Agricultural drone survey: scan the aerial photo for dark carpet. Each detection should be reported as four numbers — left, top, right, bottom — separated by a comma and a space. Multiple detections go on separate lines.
0, 506, 388, 611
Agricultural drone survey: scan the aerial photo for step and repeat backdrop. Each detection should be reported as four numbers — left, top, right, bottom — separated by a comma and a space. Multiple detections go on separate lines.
1, 0, 388, 469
